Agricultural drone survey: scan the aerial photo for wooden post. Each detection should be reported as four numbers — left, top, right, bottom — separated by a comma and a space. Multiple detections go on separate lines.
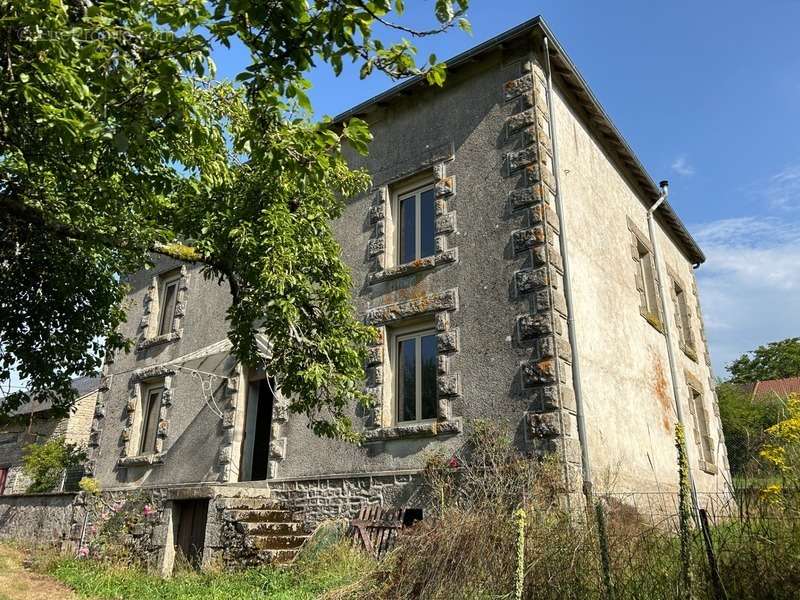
698, 508, 728, 600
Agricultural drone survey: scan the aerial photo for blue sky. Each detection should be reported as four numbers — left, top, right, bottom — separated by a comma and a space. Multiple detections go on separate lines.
9, 1, 796, 393
211, 0, 800, 377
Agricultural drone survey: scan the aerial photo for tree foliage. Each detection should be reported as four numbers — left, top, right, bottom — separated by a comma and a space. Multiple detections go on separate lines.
717, 381, 784, 477
0, 0, 469, 438
727, 337, 800, 385
22, 437, 87, 493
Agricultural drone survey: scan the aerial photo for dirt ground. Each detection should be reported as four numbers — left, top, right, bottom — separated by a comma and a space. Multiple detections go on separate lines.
0, 545, 77, 600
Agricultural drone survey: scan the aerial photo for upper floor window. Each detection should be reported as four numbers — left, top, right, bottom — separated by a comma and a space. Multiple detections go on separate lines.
157, 270, 181, 336
688, 384, 715, 468
636, 240, 660, 318
393, 325, 438, 423
139, 381, 164, 455
673, 280, 695, 353
395, 183, 435, 265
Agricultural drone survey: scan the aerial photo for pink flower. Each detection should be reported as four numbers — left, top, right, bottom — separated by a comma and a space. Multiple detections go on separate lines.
111, 501, 123, 512
447, 456, 460, 469
78, 547, 89, 558
143, 504, 156, 518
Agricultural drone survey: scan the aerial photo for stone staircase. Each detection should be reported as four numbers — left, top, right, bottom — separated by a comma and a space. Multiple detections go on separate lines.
219, 496, 311, 566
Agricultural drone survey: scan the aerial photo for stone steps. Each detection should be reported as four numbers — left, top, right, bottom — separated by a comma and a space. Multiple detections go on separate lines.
251, 533, 309, 550
239, 521, 305, 535
218, 493, 309, 565
226, 508, 296, 523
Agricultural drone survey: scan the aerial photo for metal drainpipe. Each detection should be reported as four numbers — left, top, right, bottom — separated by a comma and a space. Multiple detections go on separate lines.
647, 182, 701, 520
542, 37, 593, 506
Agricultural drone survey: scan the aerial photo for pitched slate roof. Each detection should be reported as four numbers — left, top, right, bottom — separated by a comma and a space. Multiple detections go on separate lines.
333, 16, 705, 265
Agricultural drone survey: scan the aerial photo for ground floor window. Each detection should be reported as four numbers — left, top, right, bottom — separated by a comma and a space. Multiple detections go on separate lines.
393, 326, 438, 424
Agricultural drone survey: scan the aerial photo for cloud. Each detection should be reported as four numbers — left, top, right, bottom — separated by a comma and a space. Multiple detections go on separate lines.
763, 164, 800, 210
671, 156, 695, 177
692, 217, 800, 377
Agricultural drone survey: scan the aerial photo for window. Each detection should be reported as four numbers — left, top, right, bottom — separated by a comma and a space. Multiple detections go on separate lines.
673, 281, 695, 352
636, 240, 660, 317
139, 383, 164, 455
688, 385, 714, 466
394, 327, 438, 423
395, 183, 436, 265
157, 270, 181, 336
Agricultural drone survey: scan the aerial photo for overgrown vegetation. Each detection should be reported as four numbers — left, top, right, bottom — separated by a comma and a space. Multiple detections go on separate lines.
21, 437, 85, 493
34, 525, 372, 600
25, 421, 800, 598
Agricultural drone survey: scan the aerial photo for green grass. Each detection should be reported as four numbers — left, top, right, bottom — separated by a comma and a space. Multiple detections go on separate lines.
37, 535, 373, 600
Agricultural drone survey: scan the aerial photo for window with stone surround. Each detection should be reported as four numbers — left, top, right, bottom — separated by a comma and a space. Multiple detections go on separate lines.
391, 177, 436, 267
156, 269, 181, 336
687, 382, 715, 472
137, 380, 164, 455
627, 219, 662, 331
672, 278, 697, 359
392, 323, 438, 424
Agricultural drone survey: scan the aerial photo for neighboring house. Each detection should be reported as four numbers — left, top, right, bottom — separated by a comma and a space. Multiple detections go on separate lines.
750, 377, 800, 401
0, 376, 99, 495
74, 16, 730, 569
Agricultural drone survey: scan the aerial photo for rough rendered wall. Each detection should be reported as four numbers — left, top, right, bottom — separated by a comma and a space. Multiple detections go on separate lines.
550, 73, 731, 497
89, 257, 234, 490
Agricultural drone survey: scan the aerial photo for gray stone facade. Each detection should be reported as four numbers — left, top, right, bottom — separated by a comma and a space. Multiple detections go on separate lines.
0, 17, 732, 570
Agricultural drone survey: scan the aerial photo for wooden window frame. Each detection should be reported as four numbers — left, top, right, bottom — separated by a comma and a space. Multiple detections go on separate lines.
687, 383, 715, 468
392, 179, 435, 266
139, 382, 164, 455
391, 323, 438, 425
157, 272, 181, 336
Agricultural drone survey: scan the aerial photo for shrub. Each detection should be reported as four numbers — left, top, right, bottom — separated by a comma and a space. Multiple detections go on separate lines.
21, 437, 86, 493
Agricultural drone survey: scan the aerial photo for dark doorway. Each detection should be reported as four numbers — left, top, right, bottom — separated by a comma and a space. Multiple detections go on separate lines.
239, 377, 274, 481
173, 499, 208, 569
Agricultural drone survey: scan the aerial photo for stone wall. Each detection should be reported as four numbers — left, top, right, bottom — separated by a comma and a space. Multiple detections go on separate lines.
0, 493, 76, 546
502, 56, 582, 495
267, 472, 422, 527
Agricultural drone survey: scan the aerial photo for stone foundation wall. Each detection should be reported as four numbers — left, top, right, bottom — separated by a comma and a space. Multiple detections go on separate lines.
267, 472, 423, 527
0, 493, 76, 546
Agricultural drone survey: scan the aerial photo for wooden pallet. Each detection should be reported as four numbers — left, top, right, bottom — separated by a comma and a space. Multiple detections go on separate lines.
348, 505, 409, 559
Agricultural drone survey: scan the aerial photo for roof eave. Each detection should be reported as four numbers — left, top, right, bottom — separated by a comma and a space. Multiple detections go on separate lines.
333, 16, 706, 265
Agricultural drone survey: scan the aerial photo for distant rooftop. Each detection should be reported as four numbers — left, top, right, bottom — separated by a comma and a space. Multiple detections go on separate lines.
3, 376, 100, 416
751, 376, 800, 400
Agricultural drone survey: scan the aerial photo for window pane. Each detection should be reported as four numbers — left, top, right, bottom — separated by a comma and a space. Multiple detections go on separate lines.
159, 282, 177, 336
400, 196, 416, 264
398, 339, 416, 422
420, 334, 437, 420
140, 389, 162, 454
420, 188, 435, 258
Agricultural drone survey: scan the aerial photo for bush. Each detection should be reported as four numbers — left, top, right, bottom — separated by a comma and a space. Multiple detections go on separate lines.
21, 437, 86, 493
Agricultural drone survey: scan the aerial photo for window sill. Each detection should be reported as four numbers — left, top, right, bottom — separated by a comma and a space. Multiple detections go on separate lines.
699, 460, 717, 475
369, 249, 457, 285
362, 418, 461, 443
118, 453, 164, 467
681, 344, 699, 363
136, 329, 183, 351
640, 309, 664, 334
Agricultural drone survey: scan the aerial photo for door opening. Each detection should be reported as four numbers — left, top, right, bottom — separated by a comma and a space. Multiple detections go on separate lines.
239, 377, 274, 481
173, 499, 208, 570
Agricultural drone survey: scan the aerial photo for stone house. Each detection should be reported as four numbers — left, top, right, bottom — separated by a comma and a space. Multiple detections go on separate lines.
0, 376, 98, 495
0, 17, 732, 570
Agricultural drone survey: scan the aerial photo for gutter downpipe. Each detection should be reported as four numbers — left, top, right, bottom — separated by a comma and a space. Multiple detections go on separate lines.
647, 181, 701, 522
542, 36, 593, 507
